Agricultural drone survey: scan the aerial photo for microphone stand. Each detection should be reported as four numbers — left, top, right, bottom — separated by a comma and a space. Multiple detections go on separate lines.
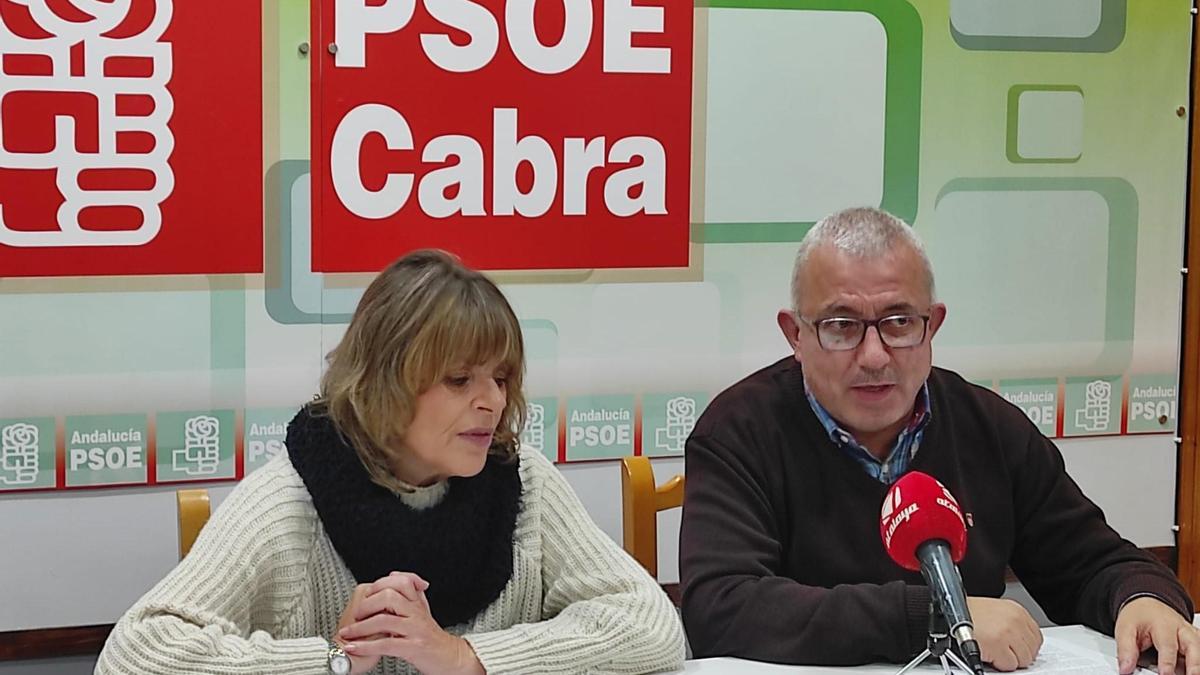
894, 603, 976, 675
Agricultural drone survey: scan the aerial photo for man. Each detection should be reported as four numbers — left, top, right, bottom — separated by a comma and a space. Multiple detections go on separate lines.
679, 207, 1198, 674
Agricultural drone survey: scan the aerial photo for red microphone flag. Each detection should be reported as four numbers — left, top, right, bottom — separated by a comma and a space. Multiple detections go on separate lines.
879, 471, 968, 571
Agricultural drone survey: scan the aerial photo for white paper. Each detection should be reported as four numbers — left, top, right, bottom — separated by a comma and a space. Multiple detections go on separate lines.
914, 635, 1152, 674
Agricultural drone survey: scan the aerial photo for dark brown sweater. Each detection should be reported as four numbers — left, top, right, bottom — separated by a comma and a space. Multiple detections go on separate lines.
679, 357, 1192, 665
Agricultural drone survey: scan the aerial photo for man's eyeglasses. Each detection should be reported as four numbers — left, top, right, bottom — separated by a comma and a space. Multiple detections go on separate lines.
798, 314, 931, 351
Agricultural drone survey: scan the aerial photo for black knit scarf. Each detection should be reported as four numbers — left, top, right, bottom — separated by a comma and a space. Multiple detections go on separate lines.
286, 406, 522, 627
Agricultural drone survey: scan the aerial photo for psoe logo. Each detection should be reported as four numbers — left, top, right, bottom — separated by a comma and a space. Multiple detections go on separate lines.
1075, 379, 1112, 433
1, 422, 40, 485
654, 396, 697, 455
521, 403, 546, 454
0, 0, 174, 247
171, 415, 220, 476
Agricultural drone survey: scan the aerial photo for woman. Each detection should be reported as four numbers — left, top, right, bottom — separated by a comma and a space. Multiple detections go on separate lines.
97, 250, 686, 674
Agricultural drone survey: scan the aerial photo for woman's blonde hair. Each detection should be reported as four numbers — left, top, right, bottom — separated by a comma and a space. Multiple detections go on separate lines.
314, 249, 526, 491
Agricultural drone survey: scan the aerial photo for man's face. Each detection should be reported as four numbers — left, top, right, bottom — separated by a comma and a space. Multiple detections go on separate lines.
777, 243, 946, 451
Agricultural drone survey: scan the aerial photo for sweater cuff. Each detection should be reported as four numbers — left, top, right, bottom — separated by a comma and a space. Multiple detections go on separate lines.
1110, 574, 1194, 629
904, 585, 933, 657
463, 628, 532, 674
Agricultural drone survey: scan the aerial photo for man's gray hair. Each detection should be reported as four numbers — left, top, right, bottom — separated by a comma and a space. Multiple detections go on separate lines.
790, 206, 936, 313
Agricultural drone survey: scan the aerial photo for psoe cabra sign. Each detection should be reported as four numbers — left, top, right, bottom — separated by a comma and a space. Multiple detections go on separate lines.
0, 0, 262, 277
312, 0, 693, 272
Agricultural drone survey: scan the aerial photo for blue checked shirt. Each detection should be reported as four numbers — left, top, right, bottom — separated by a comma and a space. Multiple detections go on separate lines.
804, 382, 931, 485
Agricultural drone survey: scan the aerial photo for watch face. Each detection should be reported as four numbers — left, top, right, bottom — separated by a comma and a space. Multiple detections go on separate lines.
329, 648, 352, 675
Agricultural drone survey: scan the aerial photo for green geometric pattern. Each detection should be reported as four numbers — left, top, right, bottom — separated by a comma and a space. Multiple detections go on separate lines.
1006, 85, 1085, 164
950, 0, 1126, 53
700, 0, 922, 243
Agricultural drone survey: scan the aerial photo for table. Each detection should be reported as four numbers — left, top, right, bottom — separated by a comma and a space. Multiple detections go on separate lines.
681, 623, 1124, 673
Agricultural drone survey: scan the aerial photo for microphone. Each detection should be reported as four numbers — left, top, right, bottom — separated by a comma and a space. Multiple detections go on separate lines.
879, 471, 985, 675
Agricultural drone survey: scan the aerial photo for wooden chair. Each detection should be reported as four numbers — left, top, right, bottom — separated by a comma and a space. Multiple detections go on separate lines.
620, 456, 684, 578
176, 488, 211, 560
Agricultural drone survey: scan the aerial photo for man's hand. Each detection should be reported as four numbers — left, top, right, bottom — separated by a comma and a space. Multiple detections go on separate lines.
967, 596, 1043, 671
338, 571, 485, 675
1114, 596, 1200, 675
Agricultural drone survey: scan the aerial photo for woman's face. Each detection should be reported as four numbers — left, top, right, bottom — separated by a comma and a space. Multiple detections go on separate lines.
392, 358, 509, 487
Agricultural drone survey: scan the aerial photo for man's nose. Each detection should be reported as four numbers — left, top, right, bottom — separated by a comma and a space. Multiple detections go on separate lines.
856, 325, 891, 370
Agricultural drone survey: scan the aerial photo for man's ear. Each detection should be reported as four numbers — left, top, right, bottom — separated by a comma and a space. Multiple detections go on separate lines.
928, 303, 948, 340
777, 309, 802, 351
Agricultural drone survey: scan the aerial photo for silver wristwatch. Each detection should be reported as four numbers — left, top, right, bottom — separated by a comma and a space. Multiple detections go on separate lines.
327, 642, 352, 675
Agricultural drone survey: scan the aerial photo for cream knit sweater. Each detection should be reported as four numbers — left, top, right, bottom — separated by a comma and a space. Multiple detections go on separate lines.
96, 449, 685, 674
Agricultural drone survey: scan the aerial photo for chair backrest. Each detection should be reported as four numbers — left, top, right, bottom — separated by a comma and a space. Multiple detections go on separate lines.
620, 456, 684, 578
177, 488, 211, 560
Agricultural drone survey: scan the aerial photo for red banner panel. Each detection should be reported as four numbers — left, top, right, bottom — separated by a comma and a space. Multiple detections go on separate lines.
0, 0, 263, 277
313, 0, 693, 272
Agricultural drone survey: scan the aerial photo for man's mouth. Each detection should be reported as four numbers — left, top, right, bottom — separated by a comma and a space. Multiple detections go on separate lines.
851, 383, 896, 399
